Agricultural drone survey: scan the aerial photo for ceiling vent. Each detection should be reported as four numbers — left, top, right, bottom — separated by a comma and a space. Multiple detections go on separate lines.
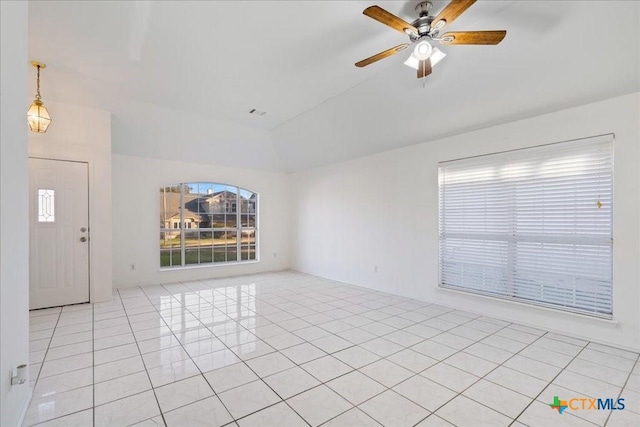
249, 108, 267, 116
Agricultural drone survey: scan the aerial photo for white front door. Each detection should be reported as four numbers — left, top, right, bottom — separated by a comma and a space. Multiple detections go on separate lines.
29, 158, 89, 309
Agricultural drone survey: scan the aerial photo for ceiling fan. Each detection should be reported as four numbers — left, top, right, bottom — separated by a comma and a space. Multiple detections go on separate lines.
355, 0, 506, 79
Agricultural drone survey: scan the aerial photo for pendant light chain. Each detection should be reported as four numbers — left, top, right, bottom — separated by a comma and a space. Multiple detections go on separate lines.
36, 65, 41, 100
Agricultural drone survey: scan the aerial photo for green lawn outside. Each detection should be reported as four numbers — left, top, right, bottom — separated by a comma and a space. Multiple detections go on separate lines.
160, 236, 255, 249
160, 247, 256, 267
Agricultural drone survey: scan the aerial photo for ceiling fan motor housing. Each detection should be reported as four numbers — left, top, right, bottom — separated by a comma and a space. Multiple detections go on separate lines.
412, 1, 435, 38
412, 15, 435, 37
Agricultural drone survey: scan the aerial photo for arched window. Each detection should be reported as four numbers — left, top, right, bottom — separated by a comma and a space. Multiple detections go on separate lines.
159, 183, 257, 268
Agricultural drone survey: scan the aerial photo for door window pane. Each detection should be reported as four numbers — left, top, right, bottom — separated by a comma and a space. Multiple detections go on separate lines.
38, 189, 55, 222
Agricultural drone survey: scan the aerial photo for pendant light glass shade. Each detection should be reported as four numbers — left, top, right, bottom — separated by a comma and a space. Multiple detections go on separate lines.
27, 99, 52, 133
28, 61, 52, 133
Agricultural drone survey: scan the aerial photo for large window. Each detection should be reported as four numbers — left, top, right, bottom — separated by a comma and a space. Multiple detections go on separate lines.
438, 135, 613, 317
160, 183, 257, 268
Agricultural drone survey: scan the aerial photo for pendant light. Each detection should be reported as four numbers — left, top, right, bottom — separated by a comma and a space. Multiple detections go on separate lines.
27, 61, 52, 133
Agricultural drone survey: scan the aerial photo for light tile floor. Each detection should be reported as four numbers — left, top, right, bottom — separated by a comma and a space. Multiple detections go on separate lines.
25, 271, 640, 426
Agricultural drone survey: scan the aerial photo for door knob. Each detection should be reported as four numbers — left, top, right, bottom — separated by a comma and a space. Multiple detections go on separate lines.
80, 227, 87, 232
80, 237, 87, 242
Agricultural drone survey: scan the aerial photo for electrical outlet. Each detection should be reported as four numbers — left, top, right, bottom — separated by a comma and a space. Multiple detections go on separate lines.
273, 252, 277, 258
130, 264, 135, 271
374, 265, 378, 273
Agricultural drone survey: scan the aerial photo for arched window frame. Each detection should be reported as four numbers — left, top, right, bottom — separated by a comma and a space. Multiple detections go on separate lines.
159, 182, 258, 268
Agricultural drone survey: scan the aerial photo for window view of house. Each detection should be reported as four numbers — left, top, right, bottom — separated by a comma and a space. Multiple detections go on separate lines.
160, 182, 257, 267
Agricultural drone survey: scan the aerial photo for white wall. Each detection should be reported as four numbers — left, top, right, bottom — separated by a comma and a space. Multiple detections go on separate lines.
112, 155, 290, 287
1, 2, 31, 425
110, 98, 284, 172
290, 93, 640, 351
28, 101, 113, 303
32, 65, 285, 172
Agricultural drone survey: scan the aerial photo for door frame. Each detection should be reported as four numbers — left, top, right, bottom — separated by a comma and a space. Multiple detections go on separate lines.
27, 107, 112, 305
29, 157, 91, 308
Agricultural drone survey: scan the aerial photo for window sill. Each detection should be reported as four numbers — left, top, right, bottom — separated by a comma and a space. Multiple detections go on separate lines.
159, 260, 260, 272
436, 285, 619, 326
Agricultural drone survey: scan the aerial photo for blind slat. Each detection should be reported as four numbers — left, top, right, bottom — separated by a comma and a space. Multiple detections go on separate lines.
438, 135, 613, 317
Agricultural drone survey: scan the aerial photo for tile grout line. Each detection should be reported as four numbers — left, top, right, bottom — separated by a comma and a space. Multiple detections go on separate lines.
217, 279, 429, 426
407, 314, 519, 426
118, 287, 169, 426
33, 334, 158, 423
25, 307, 63, 426
32, 276, 433, 425
153, 284, 257, 423
30, 308, 63, 388
169, 279, 537, 426
27, 306, 94, 426
176, 279, 457, 424
317, 295, 511, 425
508, 338, 597, 426
24, 272, 640, 427
163, 279, 377, 424
135, 281, 280, 424
319, 313, 493, 426
186, 283, 489, 426
431, 331, 581, 425
150, 284, 490, 425
92, 301, 95, 427
413, 325, 635, 425
173, 275, 629, 426
602, 352, 640, 427
154, 281, 314, 427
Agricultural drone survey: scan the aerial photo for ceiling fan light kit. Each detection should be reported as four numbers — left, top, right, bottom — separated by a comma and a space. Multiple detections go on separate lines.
355, 0, 506, 80
414, 39, 433, 60
404, 47, 446, 70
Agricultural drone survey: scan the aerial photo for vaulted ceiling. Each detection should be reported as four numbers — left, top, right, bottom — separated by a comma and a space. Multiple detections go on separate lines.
29, 1, 640, 172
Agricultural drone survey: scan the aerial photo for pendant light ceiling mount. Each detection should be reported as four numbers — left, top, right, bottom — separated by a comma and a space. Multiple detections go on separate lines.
31, 60, 47, 70
28, 60, 52, 133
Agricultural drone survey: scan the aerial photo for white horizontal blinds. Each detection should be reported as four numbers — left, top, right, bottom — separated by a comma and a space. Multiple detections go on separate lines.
439, 135, 613, 317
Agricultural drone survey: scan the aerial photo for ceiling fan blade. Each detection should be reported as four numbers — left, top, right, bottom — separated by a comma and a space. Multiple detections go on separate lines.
417, 58, 432, 78
355, 44, 409, 68
431, 0, 477, 31
440, 30, 507, 45
363, 6, 417, 36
